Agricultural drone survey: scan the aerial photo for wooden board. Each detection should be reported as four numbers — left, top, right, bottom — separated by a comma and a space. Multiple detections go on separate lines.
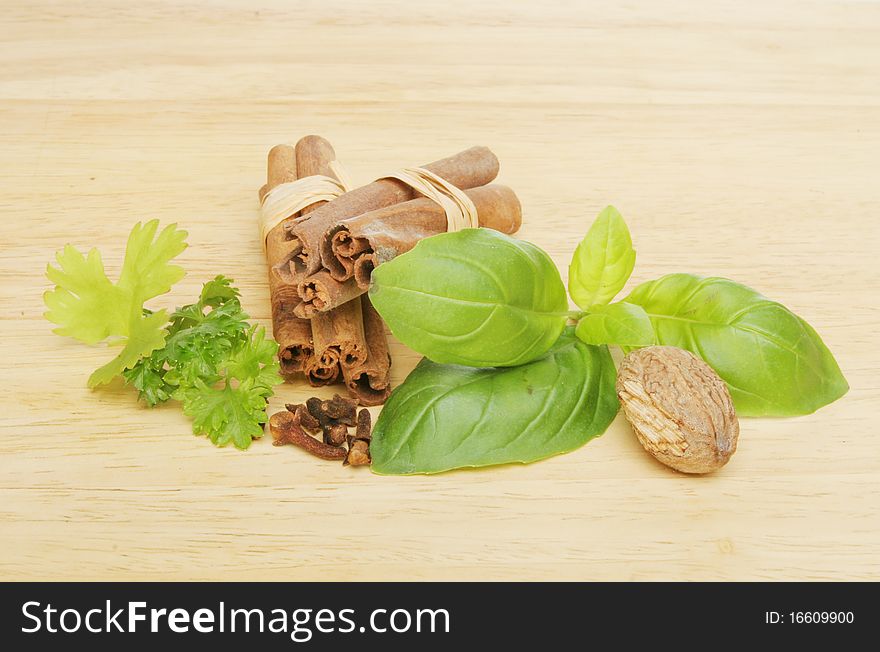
1, 0, 878, 581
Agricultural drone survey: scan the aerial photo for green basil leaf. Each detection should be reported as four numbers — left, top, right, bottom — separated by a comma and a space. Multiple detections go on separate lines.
369, 228, 568, 367
576, 302, 656, 347
622, 273, 848, 416
568, 205, 636, 309
370, 328, 619, 475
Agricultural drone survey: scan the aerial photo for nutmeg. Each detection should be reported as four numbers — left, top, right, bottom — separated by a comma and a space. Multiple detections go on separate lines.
616, 346, 739, 474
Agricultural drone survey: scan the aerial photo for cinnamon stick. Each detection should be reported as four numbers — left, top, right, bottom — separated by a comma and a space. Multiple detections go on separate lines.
325, 183, 522, 286
273, 145, 500, 280
263, 144, 314, 378
341, 296, 392, 407
294, 271, 361, 319
291, 136, 349, 385
293, 184, 522, 316
294, 136, 367, 387
304, 295, 367, 386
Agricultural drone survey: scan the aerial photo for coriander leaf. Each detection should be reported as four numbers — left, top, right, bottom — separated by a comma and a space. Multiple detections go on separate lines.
168, 276, 245, 333
575, 302, 656, 347
88, 309, 170, 388
124, 277, 280, 451
160, 288, 251, 393
164, 342, 227, 391
180, 379, 270, 450
180, 325, 280, 449
160, 281, 280, 450
118, 219, 188, 304
166, 302, 249, 350
44, 245, 128, 344
568, 206, 636, 310
44, 220, 188, 387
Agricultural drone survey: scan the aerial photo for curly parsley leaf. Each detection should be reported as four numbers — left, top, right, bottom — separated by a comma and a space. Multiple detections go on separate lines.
199, 275, 241, 307
180, 379, 271, 450
179, 326, 281, 449
222, 325, 282, 390
122, 354, 174, 407
44, 220, 187, 387
124, 277, 281, 450
129, 275, 251, 396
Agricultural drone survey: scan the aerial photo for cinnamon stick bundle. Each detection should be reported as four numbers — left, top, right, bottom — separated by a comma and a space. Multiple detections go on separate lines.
263, 135, 370, 384
293, 184, 523, 317
342, 296, 392, 406
273, 145, 500, 281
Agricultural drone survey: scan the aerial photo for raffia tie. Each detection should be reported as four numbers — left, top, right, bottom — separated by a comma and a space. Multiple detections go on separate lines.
259, 160, 352, 251
259, 161, 480, 251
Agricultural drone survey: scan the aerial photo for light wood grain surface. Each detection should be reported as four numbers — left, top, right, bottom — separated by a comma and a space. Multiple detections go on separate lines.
1, 0, 878, 581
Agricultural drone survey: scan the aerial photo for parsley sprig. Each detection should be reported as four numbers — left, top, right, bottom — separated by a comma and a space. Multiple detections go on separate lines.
45, 222, 281, 450
125, 275, 282, 449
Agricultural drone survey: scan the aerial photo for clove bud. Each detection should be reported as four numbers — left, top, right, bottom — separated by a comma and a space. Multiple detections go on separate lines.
344, 409, 373, 466
270, 410, 347, 461
325, 423, 349, 447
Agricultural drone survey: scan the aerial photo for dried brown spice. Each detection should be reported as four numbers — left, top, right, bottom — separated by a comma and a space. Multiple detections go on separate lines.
343, 408, 373, 466
616, 346, 739, 474
325, 423, 349, 447
355, 408, 372, 442
320, 184, 522, 290
305, 396, 325, 423
285, 403, 321, 432
301, 394, 358, 444
271, 399, 371, 467
341, 297, 392, 407
344, 439, 371, 466
320, 394, 358, 425
275, 146, 500, 279
269, 410, 346, 461
263, 144, 315, 377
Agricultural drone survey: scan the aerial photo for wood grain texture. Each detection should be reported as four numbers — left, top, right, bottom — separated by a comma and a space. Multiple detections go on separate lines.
1, 0, 878, 580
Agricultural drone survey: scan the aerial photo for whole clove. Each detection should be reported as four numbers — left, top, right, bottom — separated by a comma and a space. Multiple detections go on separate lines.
305, 396, 325, 423
269, 410, 347, 461
355, 408, 372, 442
306, 394, 357, 429
344, 408, 373, 466
325, 423, 349, 447
344, 439, 371, 466
285, 403, 321, 432
273, 396, 370, 466
321, 394, 358, 424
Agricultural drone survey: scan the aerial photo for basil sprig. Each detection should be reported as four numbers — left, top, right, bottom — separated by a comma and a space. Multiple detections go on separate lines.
368, 205, 847, 474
